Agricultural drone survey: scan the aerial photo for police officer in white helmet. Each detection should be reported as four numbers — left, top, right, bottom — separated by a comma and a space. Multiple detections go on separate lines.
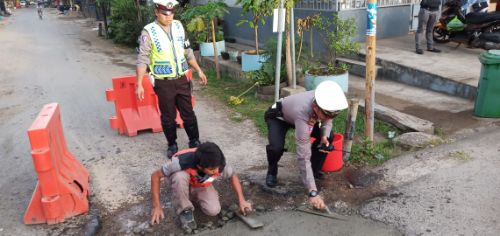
264, 81, 348, 210
136, 0, 208, 158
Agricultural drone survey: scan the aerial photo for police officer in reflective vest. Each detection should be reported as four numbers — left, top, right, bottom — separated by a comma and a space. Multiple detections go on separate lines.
264, 81, 348, 210
150, 142, 252, 231
136, 0, 207, 158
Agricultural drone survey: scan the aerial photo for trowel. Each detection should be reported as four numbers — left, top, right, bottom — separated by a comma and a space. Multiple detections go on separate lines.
235, 212, 264, 229
295, 205, 348, 221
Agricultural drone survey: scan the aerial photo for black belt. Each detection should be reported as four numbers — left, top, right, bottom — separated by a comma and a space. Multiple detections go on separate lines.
155, 74, 185, 81
265, 101, 284, 121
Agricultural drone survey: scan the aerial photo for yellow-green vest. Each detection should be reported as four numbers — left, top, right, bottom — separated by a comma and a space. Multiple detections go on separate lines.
144, 20, 188, 78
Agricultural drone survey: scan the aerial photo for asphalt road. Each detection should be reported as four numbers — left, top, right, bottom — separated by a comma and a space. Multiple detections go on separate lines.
3, 7, 497, 236
361, 125, 500, 235
0, 8, 400, 236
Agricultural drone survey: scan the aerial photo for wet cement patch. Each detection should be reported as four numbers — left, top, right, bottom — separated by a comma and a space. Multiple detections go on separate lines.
96, 164, 391, 235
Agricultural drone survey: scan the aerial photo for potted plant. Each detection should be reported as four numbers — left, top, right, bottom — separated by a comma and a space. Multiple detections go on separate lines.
304, 14, 360, 92
181, 1, 228, 57
236, 0, 275, 72
244, 38, 287, 100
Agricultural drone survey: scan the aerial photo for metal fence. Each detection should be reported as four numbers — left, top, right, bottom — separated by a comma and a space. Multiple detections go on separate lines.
295, 0, 416, 11
295, 0, 338, 10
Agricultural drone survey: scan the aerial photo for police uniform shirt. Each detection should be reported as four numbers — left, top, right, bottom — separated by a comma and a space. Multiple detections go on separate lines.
136, 21, 195, 70
280, 90, 333, 191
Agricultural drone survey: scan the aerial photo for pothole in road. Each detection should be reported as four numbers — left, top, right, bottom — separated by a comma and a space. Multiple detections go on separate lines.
94, 165, 388, 235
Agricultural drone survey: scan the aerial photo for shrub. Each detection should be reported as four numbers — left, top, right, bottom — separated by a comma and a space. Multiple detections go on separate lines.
108, 0, 154, 46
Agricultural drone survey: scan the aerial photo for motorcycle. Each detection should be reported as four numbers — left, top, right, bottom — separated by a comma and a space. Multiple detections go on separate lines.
433, 0, 500, 49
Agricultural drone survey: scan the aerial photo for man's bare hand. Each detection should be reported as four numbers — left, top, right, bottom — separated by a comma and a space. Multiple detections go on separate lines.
309, 196, 326, 210
150, 207, 164, 225
197, 70, 208, 85
136, 84, 145, 101
239, 200, 253, 216
319, 136, 330, 153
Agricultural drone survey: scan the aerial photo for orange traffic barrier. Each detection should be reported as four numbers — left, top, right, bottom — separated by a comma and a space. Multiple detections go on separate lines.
24, 103, 89, 225
106, 75, 162, 136
106, 71, 195, 135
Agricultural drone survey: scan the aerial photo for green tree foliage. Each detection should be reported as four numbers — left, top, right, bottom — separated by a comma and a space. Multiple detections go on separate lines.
236, 0, 277, 53
180, 1, 228, 44
108, 0, 154, 46
310, 14, 360, 75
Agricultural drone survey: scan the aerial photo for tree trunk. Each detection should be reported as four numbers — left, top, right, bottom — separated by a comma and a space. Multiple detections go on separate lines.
211, 19, 221, 80
102, 4, 108, 39
136, 0, 142, 24
255, 25, 259, 54
310, 29, 314, 58
285, 8, 292, 86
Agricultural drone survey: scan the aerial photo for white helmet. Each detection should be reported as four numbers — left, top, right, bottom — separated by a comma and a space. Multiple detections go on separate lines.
314, 81, 348, 113
153, 0, 179, 10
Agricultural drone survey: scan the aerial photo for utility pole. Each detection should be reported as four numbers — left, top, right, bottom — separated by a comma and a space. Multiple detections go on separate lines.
274, 0, 285, 102
365, 0, 377, 142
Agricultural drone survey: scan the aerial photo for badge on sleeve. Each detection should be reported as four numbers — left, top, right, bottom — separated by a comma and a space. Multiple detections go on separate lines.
141, 34, 148, 44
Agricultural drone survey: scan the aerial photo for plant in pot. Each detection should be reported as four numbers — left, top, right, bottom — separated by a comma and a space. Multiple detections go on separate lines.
180, 0, 228, 79
181, 1, 228, 57
304, 14, 359, 92
235, 0, 276, 72
244, 38, 288, 100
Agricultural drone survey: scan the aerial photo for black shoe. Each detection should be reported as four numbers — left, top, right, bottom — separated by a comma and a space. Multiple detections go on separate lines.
427, 48, 441, 53
167, 144, 178, 159
266, 174, 278, 187
416, 48, 424, 54
188, 139, 201, 148
314, 171, 326, 180
179, 210, 197, 230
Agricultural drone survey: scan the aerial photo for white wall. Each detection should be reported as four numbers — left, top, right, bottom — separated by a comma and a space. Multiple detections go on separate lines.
192, 0, 240, 7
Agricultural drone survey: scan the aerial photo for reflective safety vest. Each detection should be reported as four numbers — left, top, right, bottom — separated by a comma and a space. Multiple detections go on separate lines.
172, 148, 222, 188
185, 168, 221, 188
144, 20, 189, 78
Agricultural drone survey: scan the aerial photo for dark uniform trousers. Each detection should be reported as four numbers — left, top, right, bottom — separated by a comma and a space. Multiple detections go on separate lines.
266, 117, 333, 176
153, 75, 199, 146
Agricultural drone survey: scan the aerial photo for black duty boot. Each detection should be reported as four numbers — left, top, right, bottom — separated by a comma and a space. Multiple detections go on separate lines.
266, 145, 282, 188
167, 143, 178, 159
179, 210, 197, 231
311, 140, 328, 181
184, 120, 200, 148
266, 174, 278, 187
188, 139, 201, 148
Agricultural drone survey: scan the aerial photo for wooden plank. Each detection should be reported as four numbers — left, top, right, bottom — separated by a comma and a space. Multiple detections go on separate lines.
358, 100, 434, 134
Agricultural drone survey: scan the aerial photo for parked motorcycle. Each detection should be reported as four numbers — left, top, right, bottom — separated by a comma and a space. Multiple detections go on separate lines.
433, 0, 500, 49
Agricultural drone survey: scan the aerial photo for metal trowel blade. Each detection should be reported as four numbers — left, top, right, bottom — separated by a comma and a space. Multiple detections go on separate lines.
235, 212, 264, 229
295, 205, 348, 221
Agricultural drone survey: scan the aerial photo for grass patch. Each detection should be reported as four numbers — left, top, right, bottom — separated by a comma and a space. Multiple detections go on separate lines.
448, 151, 471, 160
200, 70, 400, 166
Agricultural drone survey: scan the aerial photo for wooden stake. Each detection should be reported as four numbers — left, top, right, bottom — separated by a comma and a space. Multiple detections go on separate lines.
343, 99, 359, 161
211, 18, 221, 80
365, 0, 377, 142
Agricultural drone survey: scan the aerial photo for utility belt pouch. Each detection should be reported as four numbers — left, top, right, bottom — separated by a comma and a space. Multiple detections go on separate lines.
264, 101, 284, 121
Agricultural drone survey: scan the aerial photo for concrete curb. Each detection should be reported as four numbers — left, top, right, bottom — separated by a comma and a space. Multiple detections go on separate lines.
339, 55, 477, 100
